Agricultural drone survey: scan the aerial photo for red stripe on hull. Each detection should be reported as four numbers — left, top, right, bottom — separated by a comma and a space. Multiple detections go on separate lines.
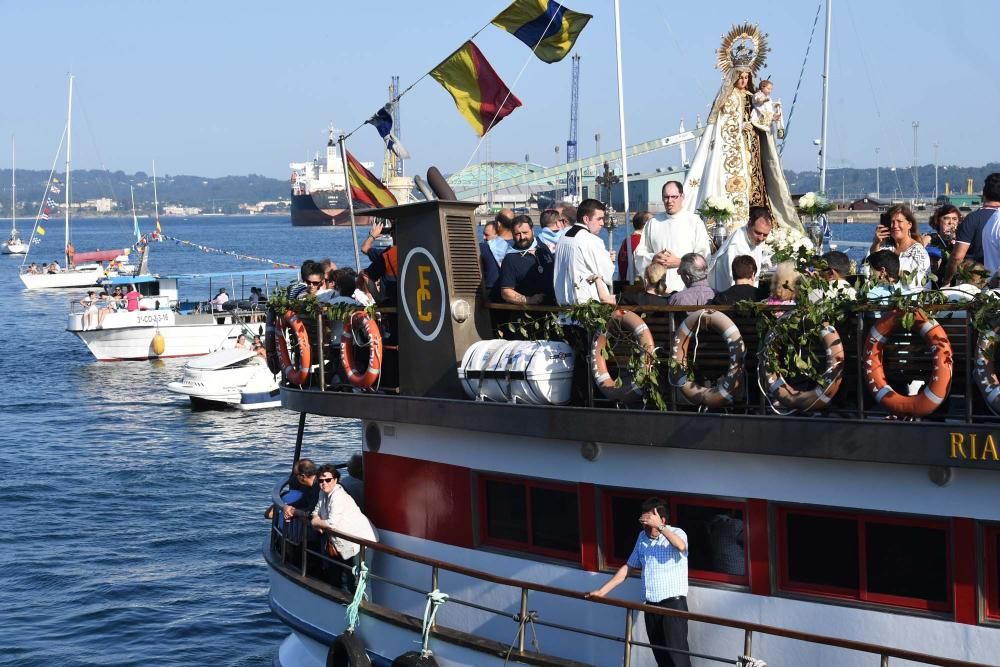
747, 498, 771, 596
952, 518, 977, 624
365, 451, 474, 548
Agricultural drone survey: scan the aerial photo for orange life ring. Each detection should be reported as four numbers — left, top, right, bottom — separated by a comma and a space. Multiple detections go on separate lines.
760, 321, 845, 412
275, 309, 312, 385
669, 309, 745, 407
864, 309, 953, 418
591, 309, 656, 403
341, 311, 383, 388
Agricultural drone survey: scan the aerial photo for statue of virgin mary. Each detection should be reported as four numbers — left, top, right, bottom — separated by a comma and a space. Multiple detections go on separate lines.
683, 24, 802, 235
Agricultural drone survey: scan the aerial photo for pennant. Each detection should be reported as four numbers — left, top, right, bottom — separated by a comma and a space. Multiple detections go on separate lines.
430, 41, 522, 137
156, 218, 162, 234
37, 225, 46, 235
50, 185, 61, 194
46, 198, 57, 207
492, 0, 591, 64
40, 213, 50, 220
346, 150, 397, 208
367, 104, 411, 160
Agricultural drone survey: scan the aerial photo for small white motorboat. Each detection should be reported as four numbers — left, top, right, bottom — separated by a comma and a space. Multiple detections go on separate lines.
167, 347, 280, 410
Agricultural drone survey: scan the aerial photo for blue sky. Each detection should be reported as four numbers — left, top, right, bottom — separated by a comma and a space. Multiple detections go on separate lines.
0, 1, 995, 181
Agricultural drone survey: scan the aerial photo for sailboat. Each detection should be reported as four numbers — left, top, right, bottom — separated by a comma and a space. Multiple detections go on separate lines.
2, 140, 26, 255
151, 160, 163, 241
19, 76, 140, 289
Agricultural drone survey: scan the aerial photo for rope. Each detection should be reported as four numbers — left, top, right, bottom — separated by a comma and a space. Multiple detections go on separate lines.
344, 561, 369, 634
780, 0, 823, 154
419, 589, 449, 657
503, 610, 540, 665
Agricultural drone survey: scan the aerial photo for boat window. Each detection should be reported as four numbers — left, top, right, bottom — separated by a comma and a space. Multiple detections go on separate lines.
986, 525, 1000, 621
138, 282, 160, 297
601, 490, 749, 585
479, 475, 580, 561
779, 507, 951, 612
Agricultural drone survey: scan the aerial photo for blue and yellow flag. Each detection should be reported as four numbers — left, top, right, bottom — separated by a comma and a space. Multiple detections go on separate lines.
492, 0, 591, 64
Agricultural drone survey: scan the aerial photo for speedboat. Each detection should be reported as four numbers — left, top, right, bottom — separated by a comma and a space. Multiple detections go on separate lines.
167, 347, 280, 410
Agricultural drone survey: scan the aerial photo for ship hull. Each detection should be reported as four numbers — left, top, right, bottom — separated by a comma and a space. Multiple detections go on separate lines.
290, 192, 369, 227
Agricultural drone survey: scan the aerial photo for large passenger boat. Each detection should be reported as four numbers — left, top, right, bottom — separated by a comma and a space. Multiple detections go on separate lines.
263, 198, 999, 667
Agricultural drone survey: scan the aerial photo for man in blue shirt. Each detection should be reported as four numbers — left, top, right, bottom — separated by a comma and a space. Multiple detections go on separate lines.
943, 173, 1000, 284
589, 498, 691, 667
498, 216, 555, 305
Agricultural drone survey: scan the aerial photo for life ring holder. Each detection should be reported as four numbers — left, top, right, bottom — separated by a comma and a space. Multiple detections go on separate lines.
972, 323, 1000, 414
341, 311, 383, 389
863, 309, 953, 418
759, 319, 845, 413
590, 309, 656, 403
275, 309, 312, 385
669, 309, 745, 408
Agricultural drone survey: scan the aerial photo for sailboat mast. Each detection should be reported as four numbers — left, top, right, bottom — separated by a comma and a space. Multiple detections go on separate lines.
65, 75, 73, 267
152, 159, 161, 227
818, 0, 832, 194
130, 185, 139, 242
11, 137, 15, 234
612, 0, 629, 248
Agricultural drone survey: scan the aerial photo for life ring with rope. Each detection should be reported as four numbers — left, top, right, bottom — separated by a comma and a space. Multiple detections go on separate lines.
341, 311, 383, 389
275, 309, 312, 385
326, 631, 371, 667
264, 309, 281, 376
760, 320, 844, 413
863, 309, 953, 418
669, 309, 745, 407
590, 309, 656, 403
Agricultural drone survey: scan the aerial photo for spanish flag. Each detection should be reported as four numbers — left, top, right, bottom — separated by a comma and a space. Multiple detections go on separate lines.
430, 41, 522, 137
346, 151, 397, 209
492, 0, 591, 64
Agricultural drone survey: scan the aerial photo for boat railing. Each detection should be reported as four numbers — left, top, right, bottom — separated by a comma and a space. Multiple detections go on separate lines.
267, 482, 989, 667
279, 301, 1000, 424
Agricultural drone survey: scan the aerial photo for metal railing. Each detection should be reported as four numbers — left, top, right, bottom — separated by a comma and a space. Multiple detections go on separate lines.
268, 482, 991, 667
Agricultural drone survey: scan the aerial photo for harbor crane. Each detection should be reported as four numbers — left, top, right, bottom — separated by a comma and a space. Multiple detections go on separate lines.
565, 54, 580, 201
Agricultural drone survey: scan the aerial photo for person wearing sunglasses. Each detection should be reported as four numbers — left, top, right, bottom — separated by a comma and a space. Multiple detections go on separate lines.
310, 464, 377, 590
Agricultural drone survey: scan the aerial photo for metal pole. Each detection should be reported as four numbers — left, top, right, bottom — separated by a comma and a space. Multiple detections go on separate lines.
623, 609, 633, 667
933, 142, 939, 201
517, 588, 529, 653
338, 134, 363, 271
818, 0, 831, 194
875, 147, 880, 200
316, 313, 326, 391
743, 629, 753, 656
65, 75, 73, 268
912, 121, 920, 201
293, 411, 306, 466
613, 0, 630, 217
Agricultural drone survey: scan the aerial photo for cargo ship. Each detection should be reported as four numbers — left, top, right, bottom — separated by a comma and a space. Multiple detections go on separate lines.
289, 128, 370, 227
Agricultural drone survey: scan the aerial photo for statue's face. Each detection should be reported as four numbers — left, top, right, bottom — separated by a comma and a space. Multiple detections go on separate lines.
736, 71, 750, 89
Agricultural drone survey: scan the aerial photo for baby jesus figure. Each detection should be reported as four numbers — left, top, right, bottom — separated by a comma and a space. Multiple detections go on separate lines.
751, 78, 785, 139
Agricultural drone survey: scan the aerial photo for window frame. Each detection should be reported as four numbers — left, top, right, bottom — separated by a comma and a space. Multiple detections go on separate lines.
985, 523, 1000, 622
600, 488, 750, 586
777, 506, 953, 613
477, 474, 581, 562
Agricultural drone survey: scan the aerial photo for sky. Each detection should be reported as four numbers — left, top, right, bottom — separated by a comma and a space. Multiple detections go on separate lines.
0, 0, 996, 182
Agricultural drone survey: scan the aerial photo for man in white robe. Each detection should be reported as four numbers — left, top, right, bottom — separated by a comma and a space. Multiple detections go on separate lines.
634, 181, 711, 294
708, 207, 773, 292
553, 199, 615, 305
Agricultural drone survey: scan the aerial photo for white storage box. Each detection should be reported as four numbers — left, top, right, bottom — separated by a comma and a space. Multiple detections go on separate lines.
459, 340, 575, 405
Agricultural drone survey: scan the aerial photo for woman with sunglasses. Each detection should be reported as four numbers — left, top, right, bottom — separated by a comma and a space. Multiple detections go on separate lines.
310, 464, 377, 590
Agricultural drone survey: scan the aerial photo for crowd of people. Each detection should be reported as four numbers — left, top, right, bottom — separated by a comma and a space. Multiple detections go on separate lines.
475, 173, 1000, 314
76, 284, 142, 330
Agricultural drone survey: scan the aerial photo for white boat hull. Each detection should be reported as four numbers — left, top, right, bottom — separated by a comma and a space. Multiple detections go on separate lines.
2, 240, 27, 254
67, 310, 244, 361
166, 351, 281, 409
20, 264, 106, 289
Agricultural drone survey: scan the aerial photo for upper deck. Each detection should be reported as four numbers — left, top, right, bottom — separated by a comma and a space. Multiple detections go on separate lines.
271, 199, 1000, 474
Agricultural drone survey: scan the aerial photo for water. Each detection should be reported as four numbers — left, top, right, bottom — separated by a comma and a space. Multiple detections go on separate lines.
0, 215, 879, 665
0, 216, 367, 666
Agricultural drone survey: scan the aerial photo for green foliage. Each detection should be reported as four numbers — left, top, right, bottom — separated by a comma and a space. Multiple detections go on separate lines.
266, 285, 374, 324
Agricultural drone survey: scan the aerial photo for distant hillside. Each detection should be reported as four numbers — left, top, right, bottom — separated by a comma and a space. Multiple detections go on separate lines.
0, 169, 288, 215
783, 162, 1000, 201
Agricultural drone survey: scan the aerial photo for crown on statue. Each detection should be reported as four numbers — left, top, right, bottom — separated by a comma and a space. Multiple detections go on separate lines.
716, 23, 769, 76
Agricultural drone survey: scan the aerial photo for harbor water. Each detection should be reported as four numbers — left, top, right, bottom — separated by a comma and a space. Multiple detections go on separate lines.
0, 215, 878, 665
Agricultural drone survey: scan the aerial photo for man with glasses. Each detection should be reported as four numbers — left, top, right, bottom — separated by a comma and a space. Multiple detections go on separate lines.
634, 181, 711, 294
311, 464, 377, 590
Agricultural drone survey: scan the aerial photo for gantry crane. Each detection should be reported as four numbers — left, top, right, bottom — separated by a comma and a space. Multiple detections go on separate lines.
565, 54, 580, 201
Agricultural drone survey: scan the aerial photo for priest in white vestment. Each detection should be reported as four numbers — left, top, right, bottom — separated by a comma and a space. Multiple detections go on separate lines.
634, 181, 711, 294
709, 207, 773, 292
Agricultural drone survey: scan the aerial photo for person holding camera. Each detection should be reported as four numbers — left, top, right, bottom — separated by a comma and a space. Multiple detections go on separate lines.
588, 498, 691, 667
869, 204, 929, 291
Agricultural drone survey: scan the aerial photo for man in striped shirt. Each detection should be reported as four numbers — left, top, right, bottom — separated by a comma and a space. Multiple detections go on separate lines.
589, 497, 691, 667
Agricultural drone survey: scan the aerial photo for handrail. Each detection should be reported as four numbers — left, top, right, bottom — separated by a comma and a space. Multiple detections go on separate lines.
270, 481, 992, 667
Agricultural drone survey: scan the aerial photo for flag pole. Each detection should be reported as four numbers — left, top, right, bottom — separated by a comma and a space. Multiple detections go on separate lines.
338, 134, 362, 271
612, 0, 629, 251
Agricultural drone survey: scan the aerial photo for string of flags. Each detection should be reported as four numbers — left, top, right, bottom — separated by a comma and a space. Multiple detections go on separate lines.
162, 235, 298, 269
352, 0, 592, 207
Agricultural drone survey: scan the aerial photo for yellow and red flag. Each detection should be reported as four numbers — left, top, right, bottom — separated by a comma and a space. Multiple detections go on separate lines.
430, 41, 522, 137
346, 151, 397, 209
